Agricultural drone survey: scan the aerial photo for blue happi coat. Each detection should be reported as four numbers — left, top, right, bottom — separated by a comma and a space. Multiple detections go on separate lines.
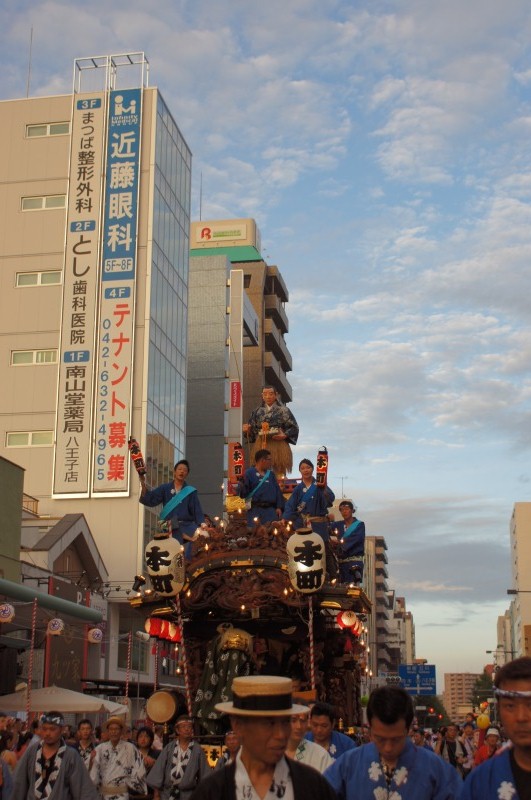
238, 467, 285, 525
140, 481, 204, 543
282, 479, 335, 540
305, 729, 356, 760
461, 747, 521, 800
324, 738, 462, 800
334, 519, 366, 557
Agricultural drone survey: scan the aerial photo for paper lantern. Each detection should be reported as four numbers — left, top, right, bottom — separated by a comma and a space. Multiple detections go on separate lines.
144, 618, 182, 643
144, 536, 185, 597
87, 627, 103, 644
167, 623, 181, 643
476, 714, 490, 729
350, 616, 363, 636
0, 603, 15, 623
286, 528, 326, 594
337, 610, 359, 630
146, 618, 162, 637
47, 618, 65, 636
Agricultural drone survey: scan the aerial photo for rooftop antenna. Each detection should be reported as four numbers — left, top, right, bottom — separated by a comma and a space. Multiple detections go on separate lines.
336, 476, 349, 498
26, 26, 33, 98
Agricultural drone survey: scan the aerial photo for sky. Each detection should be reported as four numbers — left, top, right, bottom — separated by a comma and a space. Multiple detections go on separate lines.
3, 0, 531, 687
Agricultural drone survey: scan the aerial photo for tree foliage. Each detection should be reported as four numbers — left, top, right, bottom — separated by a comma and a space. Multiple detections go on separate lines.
470, 670, 494, 709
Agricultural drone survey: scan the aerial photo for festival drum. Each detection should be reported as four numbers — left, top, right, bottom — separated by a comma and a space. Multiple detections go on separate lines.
146, 689, 185, 724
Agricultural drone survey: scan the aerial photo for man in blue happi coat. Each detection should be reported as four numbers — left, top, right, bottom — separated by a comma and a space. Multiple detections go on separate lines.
282, 458, 336, 577
331, 500, 365, 585
140, 459, 205, 556
462, 656, 531, 800
282, 459, 335, 540
306, 702, 357, 760
237, 449, 285, 526
325, 686, 462, 800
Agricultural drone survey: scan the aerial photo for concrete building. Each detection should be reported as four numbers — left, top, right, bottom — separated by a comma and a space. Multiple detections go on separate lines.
394, 596, 416, 665
0, 456, 24, 583
508, 502, 531, 656
189, 219, 293, 420
443, 672, 481, 722
364, 535, 396, 678
0, 53, 191, 686
187, 219, 294, 505
185, 252, 258, 516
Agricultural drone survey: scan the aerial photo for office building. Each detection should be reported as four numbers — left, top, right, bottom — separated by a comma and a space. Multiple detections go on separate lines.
187, 219, 292, 505
364, 535, 396, 678
508, 502, 531, 656
0, 53, 191, 684
443, 672, 481, 721
190, 219, 293, 420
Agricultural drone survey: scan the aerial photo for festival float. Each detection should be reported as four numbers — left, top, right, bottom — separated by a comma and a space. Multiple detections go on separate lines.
128, 438, 371, 737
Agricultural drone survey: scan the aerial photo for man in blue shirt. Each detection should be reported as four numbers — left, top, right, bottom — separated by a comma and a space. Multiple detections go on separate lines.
140, 459, 205, 556
331, 500, 365, 585
462, 656, 531, 799
237, 449, 285, 526
325, 687, 461, 800
306, 702, 357, 760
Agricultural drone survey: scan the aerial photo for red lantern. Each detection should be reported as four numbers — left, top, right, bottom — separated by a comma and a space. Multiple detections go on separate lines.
337, 610, 358, 630
146, 618, 162, 637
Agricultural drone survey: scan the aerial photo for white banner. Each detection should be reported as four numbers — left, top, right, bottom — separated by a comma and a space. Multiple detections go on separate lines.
53, 93, 107, 496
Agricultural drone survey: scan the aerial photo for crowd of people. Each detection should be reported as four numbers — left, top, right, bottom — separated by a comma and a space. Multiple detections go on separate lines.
0, 655, 528, 799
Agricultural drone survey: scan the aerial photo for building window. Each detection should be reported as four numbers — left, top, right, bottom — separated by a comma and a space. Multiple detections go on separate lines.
21, 195, 66, 211
11, 349, 58, 366
26, 122, 69, 138
16, 271, 62, 287
244, 274, 252, 288
6, 431, 53, 447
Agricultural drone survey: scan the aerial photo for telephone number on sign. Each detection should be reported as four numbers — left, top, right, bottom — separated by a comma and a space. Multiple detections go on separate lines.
104, 258, 133, 273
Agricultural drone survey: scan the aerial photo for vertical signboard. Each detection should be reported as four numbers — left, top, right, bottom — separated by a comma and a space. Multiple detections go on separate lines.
92, 88, 142, 494
53, 93, 106, 497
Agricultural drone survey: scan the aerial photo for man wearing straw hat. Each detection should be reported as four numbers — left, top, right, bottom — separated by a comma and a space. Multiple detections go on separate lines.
13, 711, 98, 800
90, 716, 146, 800
190, 675, 338, 800
146, 715, 210, 800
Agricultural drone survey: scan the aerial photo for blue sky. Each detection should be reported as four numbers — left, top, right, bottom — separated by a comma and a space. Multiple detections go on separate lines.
3, 0, 531, 685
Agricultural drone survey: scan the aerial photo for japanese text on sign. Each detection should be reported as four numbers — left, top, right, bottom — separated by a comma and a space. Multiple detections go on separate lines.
53, 93, 106, 497
92, 88, 142, 494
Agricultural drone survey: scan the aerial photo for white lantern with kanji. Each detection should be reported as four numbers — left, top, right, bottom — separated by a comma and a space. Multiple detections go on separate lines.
286, 528, 326, 594
144, 536, 185, 597
0, 604, 15, 623
47, 618, 65, 635
87, 627, 103, 644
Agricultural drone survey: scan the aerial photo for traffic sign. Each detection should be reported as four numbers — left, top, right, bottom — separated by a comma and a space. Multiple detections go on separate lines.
398, 664, 436, 695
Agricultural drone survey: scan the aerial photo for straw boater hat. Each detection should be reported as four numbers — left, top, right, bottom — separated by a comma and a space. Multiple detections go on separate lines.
216, 676, 308, 717
104, 716, 125, 730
